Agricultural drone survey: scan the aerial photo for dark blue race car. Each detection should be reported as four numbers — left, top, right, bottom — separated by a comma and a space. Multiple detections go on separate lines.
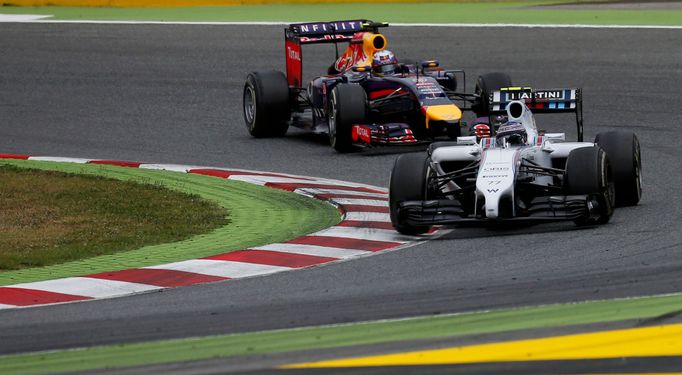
243, 19, 511, 153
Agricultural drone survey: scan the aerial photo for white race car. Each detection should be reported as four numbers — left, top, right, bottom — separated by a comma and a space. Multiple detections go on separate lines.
389, 87, 642, 234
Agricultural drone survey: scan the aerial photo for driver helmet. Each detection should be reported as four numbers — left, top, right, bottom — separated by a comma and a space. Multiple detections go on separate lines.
496, 121, 528, 146
372, 50, 399, 75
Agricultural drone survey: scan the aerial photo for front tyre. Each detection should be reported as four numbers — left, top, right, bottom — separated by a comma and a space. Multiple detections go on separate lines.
243, 71, 290, 138
389, 153, 432, 235
564, 146, 615, 225
329, 84, 367, 153
594, 131, 642, 207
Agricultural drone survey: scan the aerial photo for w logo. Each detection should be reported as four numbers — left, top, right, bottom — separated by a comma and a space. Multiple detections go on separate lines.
487, 189, 500, 193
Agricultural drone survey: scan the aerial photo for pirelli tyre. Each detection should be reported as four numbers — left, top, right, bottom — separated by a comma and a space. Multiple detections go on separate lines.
594, 131, 642, 207
243, 71, 290, 137
564, 146, 615, 225
389, 153, 432, 235
474, 72, 512, 118
329, 84, 367, 153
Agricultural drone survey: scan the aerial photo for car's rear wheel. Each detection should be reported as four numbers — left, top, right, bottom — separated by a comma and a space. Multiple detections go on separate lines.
243, 71, 290, 137
329, 84, 367, 153
389, 153, 432, 235
564, 146, 615, 225
474, 72, 512, 118
594, 131, 642, 207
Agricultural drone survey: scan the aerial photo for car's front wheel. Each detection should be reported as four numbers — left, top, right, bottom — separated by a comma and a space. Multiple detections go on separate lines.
594, 131, 642, 207
564, 146, 615, 225
328, 84, 367, 153
389, 153, 432, 235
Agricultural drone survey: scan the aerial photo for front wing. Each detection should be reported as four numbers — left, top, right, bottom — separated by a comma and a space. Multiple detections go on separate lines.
351, 123, 418, 146
397, 195, 593, 226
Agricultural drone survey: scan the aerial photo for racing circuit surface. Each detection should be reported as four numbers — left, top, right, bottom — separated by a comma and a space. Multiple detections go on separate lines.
1, 22, 682, 369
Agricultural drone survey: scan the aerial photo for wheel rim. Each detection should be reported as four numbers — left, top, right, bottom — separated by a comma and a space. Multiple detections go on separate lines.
244, 85, 256, 129
328, 93, 337, 146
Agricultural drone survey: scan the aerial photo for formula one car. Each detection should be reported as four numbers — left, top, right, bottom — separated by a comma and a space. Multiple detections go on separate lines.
389, 87, 642, 234
242, 19, 511, 152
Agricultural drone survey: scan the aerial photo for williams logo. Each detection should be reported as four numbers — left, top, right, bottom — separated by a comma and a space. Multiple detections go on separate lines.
487, 189, 500, 193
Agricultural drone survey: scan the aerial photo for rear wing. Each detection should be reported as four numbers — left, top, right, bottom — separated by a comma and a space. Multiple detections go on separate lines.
490, 87, 584, 141
284, 20, 388, 87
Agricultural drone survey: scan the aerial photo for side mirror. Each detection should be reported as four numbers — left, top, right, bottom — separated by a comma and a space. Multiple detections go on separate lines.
421, 60, 439, 69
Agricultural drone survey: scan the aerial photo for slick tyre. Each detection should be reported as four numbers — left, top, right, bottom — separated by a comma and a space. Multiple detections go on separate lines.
594, 131, 642, 207
389, 153, 432, 235
474, 72, 512, 118
243, 71, 290, 137
329, 84, 367, 153
564, 146, 615, 225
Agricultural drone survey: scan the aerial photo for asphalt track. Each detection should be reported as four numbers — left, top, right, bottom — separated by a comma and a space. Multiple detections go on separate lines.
1, 23, 682, 366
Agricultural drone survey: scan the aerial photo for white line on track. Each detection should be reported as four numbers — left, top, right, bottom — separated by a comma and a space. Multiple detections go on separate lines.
252, 243, 371, 259
331, 198, 388, 207
139, 164, 209, 173
344, 212, 392, 223
296, 188, 388, 198
10, 277, 161, 298
146, 259, 290, 278
227, 175, 317, 185
0, 14, 51, 22
28, 156, 91, 164
1, 18, 680, 29
314, 226, 416, 243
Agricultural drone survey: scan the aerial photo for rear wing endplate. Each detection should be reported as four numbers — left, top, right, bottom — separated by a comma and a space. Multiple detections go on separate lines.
490, 87, 584, 141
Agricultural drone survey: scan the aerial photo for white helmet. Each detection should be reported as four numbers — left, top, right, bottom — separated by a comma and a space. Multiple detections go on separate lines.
372, 50, 398, 75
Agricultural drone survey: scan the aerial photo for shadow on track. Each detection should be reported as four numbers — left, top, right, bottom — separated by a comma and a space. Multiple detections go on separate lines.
428, 221, 595, 241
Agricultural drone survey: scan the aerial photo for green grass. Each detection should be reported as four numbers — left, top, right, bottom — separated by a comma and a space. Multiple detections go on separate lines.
1, 2, 682, 26
2, 292, 681, 374
0, 164, 228, 271
0, 159, 341, 285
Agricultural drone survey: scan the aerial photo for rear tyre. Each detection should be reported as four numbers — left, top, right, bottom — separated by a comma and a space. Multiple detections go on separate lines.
594, 131, 642, 207
329, 84, 367, 153
243, 71, 290, 138
389, 153, 432, 235
564, 146, 615, 225
473, 72, 512, 118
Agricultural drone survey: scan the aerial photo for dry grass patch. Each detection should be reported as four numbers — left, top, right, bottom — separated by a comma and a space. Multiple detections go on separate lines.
0, 165, 228, 270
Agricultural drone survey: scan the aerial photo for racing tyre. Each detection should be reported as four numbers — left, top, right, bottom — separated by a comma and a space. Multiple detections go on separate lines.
329, 84, 367, 153
389, 153, 432, 235
473, 72, 512, 117
564, 146, 615, 225
594, 131, 642, 207
243, 71, 290, 137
